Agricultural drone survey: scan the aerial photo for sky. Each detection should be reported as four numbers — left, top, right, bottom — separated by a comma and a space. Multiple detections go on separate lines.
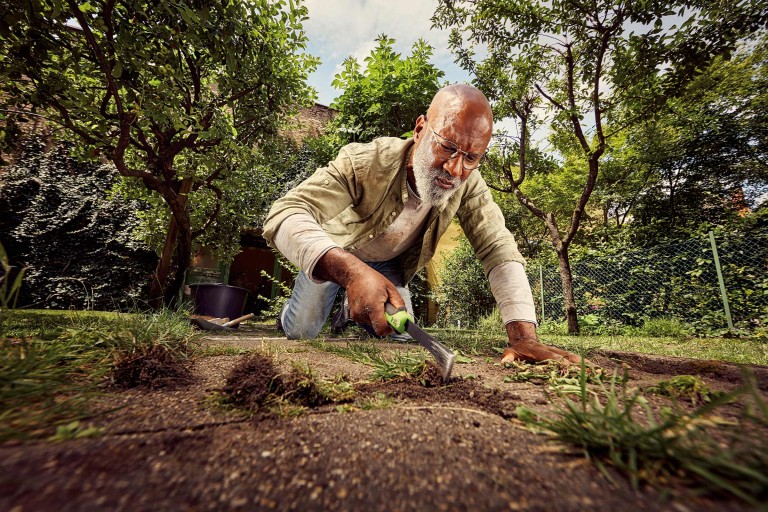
302, 0, 471, 107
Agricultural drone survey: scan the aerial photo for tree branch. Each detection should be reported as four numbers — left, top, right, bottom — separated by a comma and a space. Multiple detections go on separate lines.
191, 184, 222, 239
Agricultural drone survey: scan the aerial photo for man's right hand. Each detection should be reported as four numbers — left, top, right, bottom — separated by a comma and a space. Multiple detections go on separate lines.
314, 248, 406, 336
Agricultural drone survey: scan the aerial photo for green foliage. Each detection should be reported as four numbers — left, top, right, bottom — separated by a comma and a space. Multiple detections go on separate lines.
605, 35, 768, 243
435, 236, 495, 327
0, 0, 319, 301
638, 317, 690, 338
256, 255, 297, 320
328, 35, 445, 145
0, 240, 25, 315
433, 0, 766, 331
477, 308, 504, 333
534, 229, 768, 334
0, 138, 157, 309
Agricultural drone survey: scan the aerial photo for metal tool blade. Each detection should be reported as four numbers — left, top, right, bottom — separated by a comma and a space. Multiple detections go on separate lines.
385, 302, 456, 381
405, 321, 456, 381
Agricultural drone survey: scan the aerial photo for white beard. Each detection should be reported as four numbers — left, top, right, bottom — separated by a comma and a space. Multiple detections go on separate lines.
411, 141, 462, 208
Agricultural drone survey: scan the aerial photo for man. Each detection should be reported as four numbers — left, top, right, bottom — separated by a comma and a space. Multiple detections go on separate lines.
263, 84, 582, 364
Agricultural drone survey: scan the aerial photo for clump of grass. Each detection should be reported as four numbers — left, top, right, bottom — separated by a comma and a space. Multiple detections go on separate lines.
221, 353, 356, 416
648, 375, 720, 406
281, 364, 356, 405
517, 364, 768, 506
637, 317, 690, 338
308, 340, 430, 382
0, 308, 197, 440
503, 359, 603, 398
356, 392, 400, 410
477, 309, 504, 333
111, 345, 195, 389
368, 351, 429, 381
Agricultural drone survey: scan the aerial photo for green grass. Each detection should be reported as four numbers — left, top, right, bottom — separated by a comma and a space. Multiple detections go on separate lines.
306, 339, 429, 380
542, 334, 768, 366
418, 326, 768, 366
0, 309, 197, 440
517, 365, 768, 506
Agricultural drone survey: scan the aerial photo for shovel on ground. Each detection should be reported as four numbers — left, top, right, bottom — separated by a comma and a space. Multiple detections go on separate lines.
191, 313, 254, 331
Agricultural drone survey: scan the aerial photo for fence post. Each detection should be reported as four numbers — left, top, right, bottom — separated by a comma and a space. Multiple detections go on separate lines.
270, 257, 283, 300
539, 264, 545, 323
708, 231, 733, 330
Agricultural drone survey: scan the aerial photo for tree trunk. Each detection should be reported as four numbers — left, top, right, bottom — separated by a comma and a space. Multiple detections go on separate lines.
165, 220, 192, 306
148, 178, 194, 309
555, 247, 579, 334
541, 213, 580, 334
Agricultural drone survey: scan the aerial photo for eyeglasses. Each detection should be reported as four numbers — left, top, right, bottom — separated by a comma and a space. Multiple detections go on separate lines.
425, 117, 487, 171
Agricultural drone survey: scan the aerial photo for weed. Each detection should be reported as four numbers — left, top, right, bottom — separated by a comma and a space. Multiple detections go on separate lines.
648, 375, 720, 406
517, 364, 768, 506
48, 420, 103, 442
281, 364, 356, 405
356, 392, 399, 410
221, 353, 356, 416
307, 340, 430, 382
111, 345, 195, 389
0, 308, 196, 440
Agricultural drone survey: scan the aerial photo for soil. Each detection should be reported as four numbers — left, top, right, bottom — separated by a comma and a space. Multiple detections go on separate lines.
1, 325, 766, 512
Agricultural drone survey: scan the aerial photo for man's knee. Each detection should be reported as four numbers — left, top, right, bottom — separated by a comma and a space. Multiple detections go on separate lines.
283, 321, 322, 340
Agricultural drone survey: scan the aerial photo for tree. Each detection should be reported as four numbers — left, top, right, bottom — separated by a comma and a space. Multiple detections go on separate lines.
328, 35, 445, 146
434, 0, 767, 333
0, 0, 317, 308
627, 34, 768, 240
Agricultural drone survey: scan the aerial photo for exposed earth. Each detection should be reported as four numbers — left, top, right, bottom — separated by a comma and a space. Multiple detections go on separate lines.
2, 324, 767, 512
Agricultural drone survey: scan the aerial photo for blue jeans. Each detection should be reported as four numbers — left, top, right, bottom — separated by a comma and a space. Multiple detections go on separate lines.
279, 259, 413, 340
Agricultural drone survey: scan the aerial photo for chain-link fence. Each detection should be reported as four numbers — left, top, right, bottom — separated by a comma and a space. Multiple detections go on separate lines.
528, 230, 768, 331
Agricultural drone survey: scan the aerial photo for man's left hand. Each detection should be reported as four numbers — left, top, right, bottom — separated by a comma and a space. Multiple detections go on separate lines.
501, 321, 585, 365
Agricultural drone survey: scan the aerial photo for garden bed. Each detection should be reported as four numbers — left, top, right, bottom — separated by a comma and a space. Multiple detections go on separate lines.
1, 327, 766, 511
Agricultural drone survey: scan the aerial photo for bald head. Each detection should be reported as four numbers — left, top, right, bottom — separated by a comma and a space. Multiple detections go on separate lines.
426, 84, 493, 137
408, 84, 493, 206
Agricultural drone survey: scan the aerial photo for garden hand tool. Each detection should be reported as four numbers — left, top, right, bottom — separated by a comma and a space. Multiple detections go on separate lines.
385, 303, 455, 381
191, 313, 254, 331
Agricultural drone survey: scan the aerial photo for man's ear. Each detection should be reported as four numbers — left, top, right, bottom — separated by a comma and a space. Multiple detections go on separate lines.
413, 114, 427, 141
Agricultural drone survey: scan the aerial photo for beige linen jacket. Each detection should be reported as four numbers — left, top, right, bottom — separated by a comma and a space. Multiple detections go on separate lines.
262, 137, 526, 283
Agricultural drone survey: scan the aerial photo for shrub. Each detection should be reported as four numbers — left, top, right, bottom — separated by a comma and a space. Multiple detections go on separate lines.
0, 137, 157, 310
435, 236, 495, 327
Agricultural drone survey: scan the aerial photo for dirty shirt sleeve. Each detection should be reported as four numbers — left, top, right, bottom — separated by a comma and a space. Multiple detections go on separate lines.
273, 213, 340, 283
488, 261, 538, 326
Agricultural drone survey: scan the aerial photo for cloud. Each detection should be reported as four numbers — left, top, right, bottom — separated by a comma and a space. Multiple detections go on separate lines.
304, 0, 453, 63
303, 0, 469, 104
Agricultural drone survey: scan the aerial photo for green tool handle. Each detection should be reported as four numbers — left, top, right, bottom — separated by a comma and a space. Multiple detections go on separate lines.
384, 302, 411, 334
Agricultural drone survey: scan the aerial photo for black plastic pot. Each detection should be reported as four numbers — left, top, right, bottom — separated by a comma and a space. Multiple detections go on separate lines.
189, 284, 249, 326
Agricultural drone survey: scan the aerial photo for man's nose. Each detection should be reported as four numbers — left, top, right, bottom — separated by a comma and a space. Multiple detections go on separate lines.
443, 155, 464, 178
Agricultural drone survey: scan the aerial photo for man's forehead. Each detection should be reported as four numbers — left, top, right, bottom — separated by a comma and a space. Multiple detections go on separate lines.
429, 109, 492, 152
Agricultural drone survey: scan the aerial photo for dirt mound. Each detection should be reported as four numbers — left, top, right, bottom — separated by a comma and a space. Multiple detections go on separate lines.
222, 353, 283, 409
222, 353, 354, 411
111, 345, 195, 389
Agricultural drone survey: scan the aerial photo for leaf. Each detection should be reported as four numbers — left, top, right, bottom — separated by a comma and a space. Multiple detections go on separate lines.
455, 353, 473, 364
